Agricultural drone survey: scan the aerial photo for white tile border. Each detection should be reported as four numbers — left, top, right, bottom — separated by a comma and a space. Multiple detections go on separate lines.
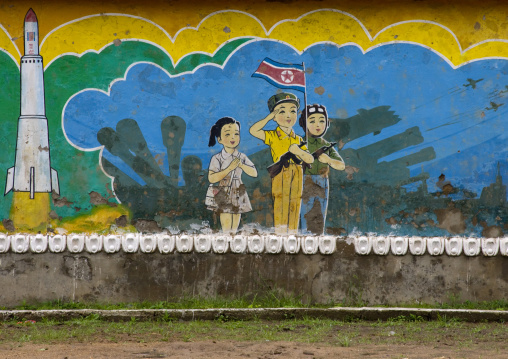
1, 234, 507, 256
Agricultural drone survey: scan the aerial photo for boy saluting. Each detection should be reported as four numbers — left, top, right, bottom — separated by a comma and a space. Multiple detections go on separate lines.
250, 93, 313, 234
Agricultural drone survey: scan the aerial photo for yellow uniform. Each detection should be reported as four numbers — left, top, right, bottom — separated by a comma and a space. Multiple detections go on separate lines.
264, 127, 307, 234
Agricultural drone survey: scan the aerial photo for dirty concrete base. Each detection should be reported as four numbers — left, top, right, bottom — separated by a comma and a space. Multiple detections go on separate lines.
1, 307, 508, 323
1, 240, 508, 307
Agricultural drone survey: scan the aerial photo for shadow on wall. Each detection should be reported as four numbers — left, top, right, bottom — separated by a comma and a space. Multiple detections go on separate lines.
98, 116, 212, 232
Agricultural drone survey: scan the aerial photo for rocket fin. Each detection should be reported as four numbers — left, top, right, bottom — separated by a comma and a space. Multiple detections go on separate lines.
4, 167, 14, 195
51, 168, 59, 195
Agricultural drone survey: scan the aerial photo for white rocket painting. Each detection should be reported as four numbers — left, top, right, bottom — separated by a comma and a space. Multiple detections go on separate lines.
5, 8, 59, 199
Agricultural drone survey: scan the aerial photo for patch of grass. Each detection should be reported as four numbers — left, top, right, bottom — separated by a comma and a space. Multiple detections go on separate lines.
8, 291, 319, 311
1, 318, 505, 349
7, 294, 508, 312
157, 311, 176, 323
337, 333, 353, 347
435, 313, 464, 328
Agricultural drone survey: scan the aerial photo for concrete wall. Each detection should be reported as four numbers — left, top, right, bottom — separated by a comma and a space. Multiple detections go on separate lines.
2, 239, 507, 307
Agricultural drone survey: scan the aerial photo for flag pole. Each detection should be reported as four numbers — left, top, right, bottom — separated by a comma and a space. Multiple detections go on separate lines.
302, 62, 308, 142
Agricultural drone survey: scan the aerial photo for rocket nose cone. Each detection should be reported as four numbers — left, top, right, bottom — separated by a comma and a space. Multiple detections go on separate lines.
25, 8, 37, 23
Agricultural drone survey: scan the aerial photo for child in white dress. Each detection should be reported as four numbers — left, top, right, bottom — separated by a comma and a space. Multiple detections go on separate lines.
206, 117, 257, 234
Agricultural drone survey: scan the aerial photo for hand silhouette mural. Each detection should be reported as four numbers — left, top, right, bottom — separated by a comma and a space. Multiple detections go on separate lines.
98, 116, 210, 231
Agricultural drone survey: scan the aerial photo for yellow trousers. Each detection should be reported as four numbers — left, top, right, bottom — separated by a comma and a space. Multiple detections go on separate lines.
271, 164, 303, 235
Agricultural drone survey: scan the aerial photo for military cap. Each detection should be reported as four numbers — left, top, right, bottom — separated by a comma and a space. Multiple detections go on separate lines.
267, 92, 300, 112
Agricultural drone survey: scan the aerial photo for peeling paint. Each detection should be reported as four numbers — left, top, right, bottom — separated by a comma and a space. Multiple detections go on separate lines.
314, 86, 325, 95
51, 193, 73, 208
434, 207, 466, 235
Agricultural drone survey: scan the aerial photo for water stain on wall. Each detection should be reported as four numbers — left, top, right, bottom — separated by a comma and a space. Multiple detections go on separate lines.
62, 256, 92, 281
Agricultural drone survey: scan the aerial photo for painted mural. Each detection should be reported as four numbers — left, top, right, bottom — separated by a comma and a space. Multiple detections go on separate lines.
1, 2, 508, 239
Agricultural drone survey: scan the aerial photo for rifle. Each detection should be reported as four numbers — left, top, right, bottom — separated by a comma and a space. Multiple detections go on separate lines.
302, 142, 337, 173
266, 141, 307, 179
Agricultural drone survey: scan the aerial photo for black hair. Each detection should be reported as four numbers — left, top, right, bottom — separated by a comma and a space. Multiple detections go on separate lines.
208, 117, 240, 147
299, 104, 329, 138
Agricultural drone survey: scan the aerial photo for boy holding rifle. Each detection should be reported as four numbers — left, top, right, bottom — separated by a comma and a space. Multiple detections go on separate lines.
299, 104, 345, 235
249, 93, 313, 235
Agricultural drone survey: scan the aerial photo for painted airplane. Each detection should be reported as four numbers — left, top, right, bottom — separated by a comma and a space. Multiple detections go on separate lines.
485, 101, 504, 112
463, 78, 484, 89
4, 9, 59, 199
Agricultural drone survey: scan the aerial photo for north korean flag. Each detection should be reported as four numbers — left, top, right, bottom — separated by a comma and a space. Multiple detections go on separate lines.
252, 58, 306, 93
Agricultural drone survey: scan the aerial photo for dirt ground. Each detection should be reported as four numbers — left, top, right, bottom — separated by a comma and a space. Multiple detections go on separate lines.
1, 340, 507, 359
1, 318, 506, 358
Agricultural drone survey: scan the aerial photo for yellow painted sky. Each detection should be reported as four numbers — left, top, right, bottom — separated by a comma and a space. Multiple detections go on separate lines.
0, 0, 507, 66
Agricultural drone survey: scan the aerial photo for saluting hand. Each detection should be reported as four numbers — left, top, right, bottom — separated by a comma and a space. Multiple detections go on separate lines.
264, 108, 280, 122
